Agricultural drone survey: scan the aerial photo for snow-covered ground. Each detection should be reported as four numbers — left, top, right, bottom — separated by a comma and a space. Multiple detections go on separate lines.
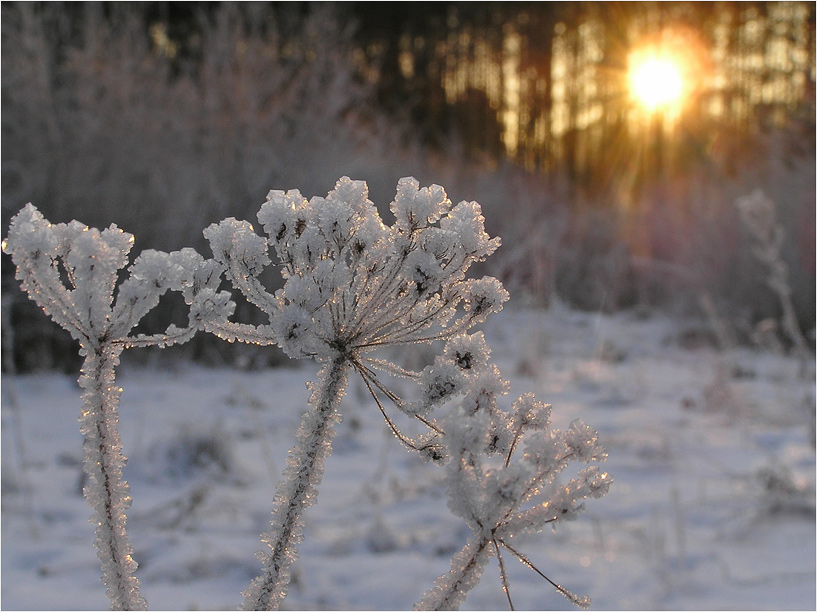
2, 304, 814, 610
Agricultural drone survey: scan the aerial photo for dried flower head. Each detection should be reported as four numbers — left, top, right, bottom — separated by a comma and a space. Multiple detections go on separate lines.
204, 176, 506, 361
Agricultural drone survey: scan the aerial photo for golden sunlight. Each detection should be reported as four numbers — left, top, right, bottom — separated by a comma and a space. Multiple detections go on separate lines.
628, 53, 684, 113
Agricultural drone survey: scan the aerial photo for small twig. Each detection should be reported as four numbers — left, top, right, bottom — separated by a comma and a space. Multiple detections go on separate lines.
497, 538, 590, 609
1, 294, 39, 538
493, 537, 515, 611
353, 359, 427, 452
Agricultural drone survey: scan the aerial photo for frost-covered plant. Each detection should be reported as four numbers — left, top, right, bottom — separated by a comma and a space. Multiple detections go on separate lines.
411, 333, 611, 610
4, 177, 610, 611
2, 204, 234, 610
205, 176, 610, 610
204, 176, 508, 609
736, 189, 810, 363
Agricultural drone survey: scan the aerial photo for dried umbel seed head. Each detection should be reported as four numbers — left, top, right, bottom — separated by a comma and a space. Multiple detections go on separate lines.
204, 176, 506, 360
4, 203, 234, 349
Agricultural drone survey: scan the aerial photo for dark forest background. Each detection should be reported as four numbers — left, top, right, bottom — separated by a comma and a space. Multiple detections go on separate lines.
2, 1, 815, 372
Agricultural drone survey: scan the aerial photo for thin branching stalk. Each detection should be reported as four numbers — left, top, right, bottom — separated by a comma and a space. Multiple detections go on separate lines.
242, 354, 349, 611
1, 294, 39, 538
494, 538, 514, 611
497, 538, 590, 608
736, 190, 811, 369
352, 358, 436, 452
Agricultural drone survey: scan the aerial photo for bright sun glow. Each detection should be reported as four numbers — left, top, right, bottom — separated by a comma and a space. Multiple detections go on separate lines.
628, 54, 684, 112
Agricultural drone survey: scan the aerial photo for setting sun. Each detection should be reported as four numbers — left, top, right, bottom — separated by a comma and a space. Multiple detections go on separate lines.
628, 54, 684, 112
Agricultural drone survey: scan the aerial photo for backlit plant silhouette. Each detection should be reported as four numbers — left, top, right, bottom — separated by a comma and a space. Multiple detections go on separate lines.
736, 189, 810, 365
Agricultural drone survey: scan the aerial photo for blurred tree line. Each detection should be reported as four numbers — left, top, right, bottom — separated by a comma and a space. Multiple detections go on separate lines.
2, 1, 814, 372
351, 2, 815, 195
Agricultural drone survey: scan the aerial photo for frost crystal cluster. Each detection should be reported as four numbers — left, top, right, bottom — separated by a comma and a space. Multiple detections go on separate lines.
204, 176, 506, 359
4, 177, 611, 611
204, 177, 514, 609
414, 334, 611, 609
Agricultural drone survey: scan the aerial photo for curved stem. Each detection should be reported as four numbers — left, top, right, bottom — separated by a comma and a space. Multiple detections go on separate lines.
242, 354, 349, 611
78, 344, 146, 611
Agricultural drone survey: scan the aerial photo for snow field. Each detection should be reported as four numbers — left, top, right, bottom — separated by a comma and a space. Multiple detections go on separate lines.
2, 305, 814, 610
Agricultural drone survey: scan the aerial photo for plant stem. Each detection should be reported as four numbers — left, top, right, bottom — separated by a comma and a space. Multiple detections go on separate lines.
414, 535, 493, 611
78, 344, 146, 611
242, 354, 348, 611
